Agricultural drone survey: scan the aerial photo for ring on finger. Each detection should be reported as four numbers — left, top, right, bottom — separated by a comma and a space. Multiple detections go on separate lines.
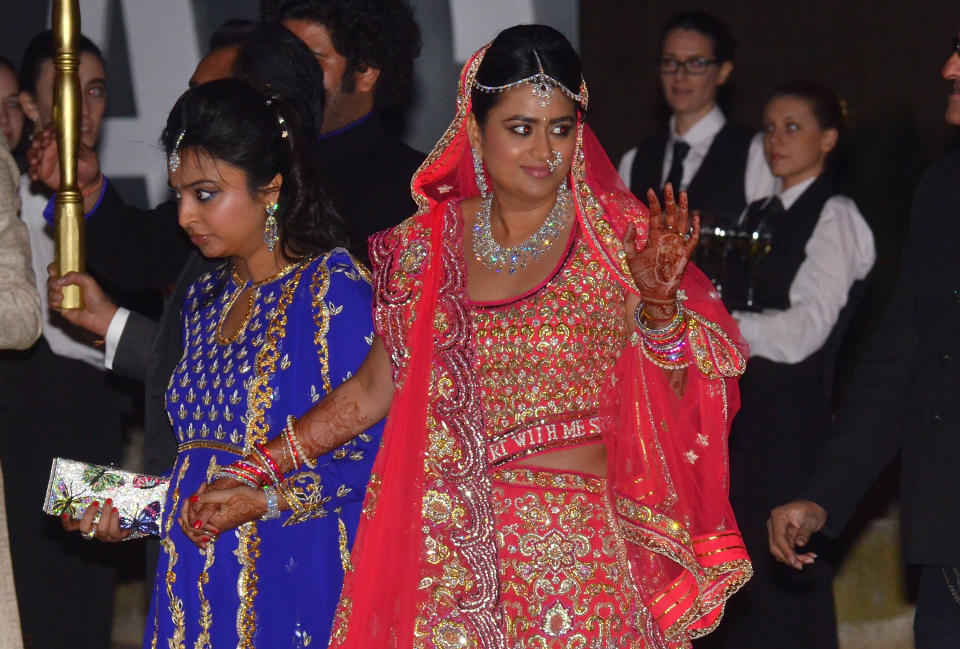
81, 527, 96, 541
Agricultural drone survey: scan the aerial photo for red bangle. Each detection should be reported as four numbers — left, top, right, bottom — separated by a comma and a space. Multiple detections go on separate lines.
234, 459, 272, 486
253, 442, 284, 484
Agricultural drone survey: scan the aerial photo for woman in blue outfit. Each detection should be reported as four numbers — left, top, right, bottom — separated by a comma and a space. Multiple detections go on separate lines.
56, 78, 383, 648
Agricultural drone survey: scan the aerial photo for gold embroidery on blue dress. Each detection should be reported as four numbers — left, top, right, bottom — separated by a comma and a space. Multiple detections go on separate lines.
311, 255, 334, 395
194, 540, 215, 649
161, 457, 190, 648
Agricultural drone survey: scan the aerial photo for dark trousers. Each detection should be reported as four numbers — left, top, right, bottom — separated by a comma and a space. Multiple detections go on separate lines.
915, 565, 960, 649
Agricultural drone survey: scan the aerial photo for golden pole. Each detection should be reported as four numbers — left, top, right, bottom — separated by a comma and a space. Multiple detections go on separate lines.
53, 0, 84, 309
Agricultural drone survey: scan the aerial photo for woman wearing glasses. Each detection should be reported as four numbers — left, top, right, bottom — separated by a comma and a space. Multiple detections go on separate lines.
619, 11, 776, 229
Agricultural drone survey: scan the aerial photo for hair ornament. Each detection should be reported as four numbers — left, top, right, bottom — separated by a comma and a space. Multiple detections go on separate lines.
167, 129, 186, 174
264, 87, 290, 139
472, 49, 585, 108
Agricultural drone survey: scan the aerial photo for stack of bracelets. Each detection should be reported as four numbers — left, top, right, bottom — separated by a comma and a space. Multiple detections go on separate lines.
634, 298, 689, 370
213, 415, 316, 521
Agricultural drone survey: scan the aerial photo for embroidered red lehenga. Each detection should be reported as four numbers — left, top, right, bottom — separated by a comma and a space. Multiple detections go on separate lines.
330, 45, 752, 649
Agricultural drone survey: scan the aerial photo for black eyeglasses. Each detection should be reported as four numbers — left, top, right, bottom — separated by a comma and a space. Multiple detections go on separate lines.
656, 56, 718, 75
953, 37, 960, 57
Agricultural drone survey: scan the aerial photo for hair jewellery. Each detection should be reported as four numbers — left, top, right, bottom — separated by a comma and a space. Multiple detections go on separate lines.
167, 129, 186, 174
472, 50, 585, 108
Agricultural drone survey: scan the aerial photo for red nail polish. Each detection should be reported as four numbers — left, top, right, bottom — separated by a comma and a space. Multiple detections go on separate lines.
105, 498, 112, 506
202, 536, 211, 543
190, 494, 199, 503
91, 501, 99, 508
61, 513, 68, 520
112, 507, 118, 514
193, 519, 204, 530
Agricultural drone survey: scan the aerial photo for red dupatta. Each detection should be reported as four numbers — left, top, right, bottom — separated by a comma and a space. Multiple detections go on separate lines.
331, 43, 752, 649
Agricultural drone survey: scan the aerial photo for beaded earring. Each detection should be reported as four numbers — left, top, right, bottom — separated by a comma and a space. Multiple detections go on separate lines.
471, 146, 489, 197
264, 202, 279, 251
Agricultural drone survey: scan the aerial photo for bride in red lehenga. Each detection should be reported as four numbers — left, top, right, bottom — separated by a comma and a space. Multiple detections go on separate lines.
187, 23, 753, 649
329, 24, 752, 649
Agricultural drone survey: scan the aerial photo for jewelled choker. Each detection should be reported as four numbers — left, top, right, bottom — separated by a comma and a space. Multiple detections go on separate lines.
473, 51, 584, 107
472, 184, 572, 274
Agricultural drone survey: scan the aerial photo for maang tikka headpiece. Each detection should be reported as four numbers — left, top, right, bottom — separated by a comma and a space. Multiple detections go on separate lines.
167, 129, 186, 174
472, 50, 584, 108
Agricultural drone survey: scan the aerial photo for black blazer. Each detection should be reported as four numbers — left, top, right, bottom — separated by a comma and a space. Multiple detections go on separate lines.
802, 148, 960, 567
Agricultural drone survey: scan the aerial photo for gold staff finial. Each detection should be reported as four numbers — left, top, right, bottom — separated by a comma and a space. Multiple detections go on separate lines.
53, 0, 84, 309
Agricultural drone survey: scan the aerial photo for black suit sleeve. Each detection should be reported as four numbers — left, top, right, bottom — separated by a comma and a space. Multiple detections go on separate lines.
800, 177, 926, 536
85, 181, 191, 291
111, 310, 159, 383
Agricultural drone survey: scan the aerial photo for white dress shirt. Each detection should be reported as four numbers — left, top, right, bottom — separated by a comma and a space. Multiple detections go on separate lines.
617, 105, 778, 205
733, 176, 876, 363
20, 177, 106, 369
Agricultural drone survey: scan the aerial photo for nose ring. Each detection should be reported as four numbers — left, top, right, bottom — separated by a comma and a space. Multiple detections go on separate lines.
547, 150, 563, 173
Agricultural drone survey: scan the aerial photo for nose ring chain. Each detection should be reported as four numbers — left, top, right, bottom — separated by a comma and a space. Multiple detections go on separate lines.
547, 150, 563, 173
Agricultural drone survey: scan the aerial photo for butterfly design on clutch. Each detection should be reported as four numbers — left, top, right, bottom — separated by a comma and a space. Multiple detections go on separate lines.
121, 501, 163, 536
81, 466, 126, 492
50, 478, 85, 518
132, 474, 166, 490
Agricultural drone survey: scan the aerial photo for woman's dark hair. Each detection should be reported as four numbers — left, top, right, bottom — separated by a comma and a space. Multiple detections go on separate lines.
262, 0, 422, 111
471, 24, 583, 125
162, 79, 349, 261
230, 23, 327, 134
660, 11, 736, 63
19, 29, 104, 96
0, 56, 14, 77
770, 80, 847, 133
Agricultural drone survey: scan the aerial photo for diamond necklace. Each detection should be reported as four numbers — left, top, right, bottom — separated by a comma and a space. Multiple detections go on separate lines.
472, 184, 572, 274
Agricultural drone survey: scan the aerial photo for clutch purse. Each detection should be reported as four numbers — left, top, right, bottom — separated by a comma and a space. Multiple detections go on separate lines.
42, 457, 169, 539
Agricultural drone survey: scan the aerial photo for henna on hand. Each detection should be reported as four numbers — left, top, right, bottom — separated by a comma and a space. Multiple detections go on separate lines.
623, 184, 699, 318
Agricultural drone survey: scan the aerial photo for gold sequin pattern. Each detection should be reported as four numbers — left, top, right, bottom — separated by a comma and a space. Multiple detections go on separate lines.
471, 237, 627, 440
234, 522, 261, 649
492, 468, 650, 647
244, 264, 306, 450
160, 457, 190, 649
194, 540, 216, 649
310, 257, 333, 395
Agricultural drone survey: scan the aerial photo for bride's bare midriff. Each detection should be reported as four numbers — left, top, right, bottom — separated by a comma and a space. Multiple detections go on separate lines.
517, 441, 608, 477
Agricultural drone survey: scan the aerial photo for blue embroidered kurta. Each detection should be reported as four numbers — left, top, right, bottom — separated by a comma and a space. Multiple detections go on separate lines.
145, 250, 382, 648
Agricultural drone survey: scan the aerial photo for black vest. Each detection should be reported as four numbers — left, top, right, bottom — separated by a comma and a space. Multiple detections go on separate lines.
628, 121, 754, 227
724, 175, 865, 397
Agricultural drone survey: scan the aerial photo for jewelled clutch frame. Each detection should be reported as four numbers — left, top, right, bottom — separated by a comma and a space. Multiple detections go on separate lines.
42, 457, 169, 539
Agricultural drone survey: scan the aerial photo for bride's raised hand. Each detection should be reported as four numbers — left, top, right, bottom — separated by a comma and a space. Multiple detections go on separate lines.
623, 183, 699, 321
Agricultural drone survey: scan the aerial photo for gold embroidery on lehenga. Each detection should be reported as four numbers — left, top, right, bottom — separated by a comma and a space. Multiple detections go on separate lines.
492, 468, 645, 648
